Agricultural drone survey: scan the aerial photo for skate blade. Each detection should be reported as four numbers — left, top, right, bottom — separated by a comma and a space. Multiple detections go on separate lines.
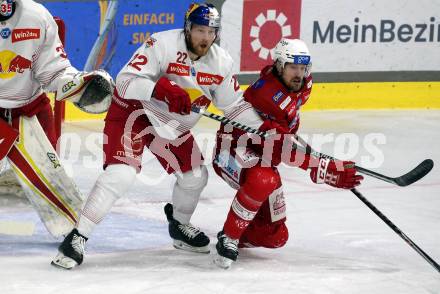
213, 254, 234, 269
51, 252, 78, 270
173, 240, 210, 254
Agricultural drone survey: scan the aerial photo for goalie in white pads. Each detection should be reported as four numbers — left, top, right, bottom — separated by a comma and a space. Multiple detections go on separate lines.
51, 2, 265, 269
0, 0, 113, 237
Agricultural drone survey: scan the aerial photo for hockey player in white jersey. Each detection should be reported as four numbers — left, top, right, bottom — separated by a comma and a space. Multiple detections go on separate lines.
51, 2, 265, 269
0, 0, 113, 237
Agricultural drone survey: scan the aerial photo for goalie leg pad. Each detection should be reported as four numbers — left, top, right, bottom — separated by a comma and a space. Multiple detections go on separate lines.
7, 116, 85, 237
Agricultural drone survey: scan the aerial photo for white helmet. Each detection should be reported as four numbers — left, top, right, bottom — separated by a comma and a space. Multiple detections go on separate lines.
273, 38, 312, 76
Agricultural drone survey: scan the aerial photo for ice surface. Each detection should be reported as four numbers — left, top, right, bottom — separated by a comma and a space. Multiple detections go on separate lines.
1, 110, 439, 293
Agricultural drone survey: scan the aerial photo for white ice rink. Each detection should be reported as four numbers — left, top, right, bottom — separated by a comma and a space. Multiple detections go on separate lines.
1, 110, 439, 293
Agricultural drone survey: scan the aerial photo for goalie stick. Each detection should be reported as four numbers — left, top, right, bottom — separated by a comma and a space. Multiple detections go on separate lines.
192, 106, 434, 187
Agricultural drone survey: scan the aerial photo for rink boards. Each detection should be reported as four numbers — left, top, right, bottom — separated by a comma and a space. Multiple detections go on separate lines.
58, 81, 440, 122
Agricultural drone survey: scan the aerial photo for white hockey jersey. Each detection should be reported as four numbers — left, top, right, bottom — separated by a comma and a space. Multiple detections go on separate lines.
115, 29, 262, 140
0, 0, 75, 109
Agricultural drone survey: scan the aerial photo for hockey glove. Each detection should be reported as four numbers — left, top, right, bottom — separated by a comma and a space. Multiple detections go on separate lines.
56, 70, 114, 114
310, 157, 364, 189
153, 77, 191, 115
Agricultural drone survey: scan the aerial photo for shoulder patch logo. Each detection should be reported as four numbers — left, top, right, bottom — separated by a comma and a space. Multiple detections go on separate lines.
272, 90, 284, 103
252, 79, 265, 89
1, 28, 11, 39
144, 37, 157, 48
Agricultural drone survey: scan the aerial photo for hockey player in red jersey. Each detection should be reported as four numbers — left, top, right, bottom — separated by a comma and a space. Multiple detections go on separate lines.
212, 38, 364, 268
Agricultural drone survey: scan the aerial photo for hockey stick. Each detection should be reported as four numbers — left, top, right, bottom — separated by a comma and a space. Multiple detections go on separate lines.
192, 106, 434, 186
83, 0, 118, 71
350, 188, 440, 273
196, 107, 439, 272
293, 135, 433, 187
295, 136, 440, 273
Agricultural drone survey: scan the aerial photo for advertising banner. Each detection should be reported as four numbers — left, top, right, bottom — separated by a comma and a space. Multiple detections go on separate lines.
221, 0, 440, 73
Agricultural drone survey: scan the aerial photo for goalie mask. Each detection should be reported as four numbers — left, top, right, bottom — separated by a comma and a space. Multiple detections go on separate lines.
56, 70, 114, 114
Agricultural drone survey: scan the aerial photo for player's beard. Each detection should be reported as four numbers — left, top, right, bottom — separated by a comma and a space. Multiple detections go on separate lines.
286, 76, 303, 92
187, 36, 212, 57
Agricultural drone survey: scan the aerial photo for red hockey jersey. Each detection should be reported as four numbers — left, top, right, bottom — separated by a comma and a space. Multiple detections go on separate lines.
244, 65, 312, 134
215, 66, 313, 168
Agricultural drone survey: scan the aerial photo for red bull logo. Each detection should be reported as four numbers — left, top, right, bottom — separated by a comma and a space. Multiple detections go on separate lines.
0, 50, 32, 79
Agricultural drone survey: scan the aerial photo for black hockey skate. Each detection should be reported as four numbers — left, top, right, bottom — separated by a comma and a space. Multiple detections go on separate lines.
164, 203, 210, 253
214, 230, 239, 269
51, 229, 88, 269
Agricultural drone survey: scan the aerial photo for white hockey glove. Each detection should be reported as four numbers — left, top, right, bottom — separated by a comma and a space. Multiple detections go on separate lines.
56, 70, 114, 114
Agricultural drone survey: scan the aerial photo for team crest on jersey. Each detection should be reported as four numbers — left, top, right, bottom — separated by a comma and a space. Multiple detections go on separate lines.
196, 72, 224, 86
166, 63, 190, 76
12, 28, 40, 43
1, 28, 11, 39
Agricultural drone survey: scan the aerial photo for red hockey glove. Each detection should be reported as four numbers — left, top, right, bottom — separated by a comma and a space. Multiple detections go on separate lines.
153, 77, 191, 115
310, 157, 364, 189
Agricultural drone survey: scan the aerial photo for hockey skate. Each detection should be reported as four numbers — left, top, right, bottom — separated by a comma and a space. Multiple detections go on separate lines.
214, 230, 239, 269
51, 229, 87, 269
164, 203, 210, 253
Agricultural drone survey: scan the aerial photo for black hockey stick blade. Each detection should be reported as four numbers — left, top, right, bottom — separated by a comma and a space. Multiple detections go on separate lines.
356, 159, 434, 187
393, 159, 434, 187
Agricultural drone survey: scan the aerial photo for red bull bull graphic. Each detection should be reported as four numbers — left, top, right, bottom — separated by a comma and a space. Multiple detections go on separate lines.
0, 50, 32, 79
